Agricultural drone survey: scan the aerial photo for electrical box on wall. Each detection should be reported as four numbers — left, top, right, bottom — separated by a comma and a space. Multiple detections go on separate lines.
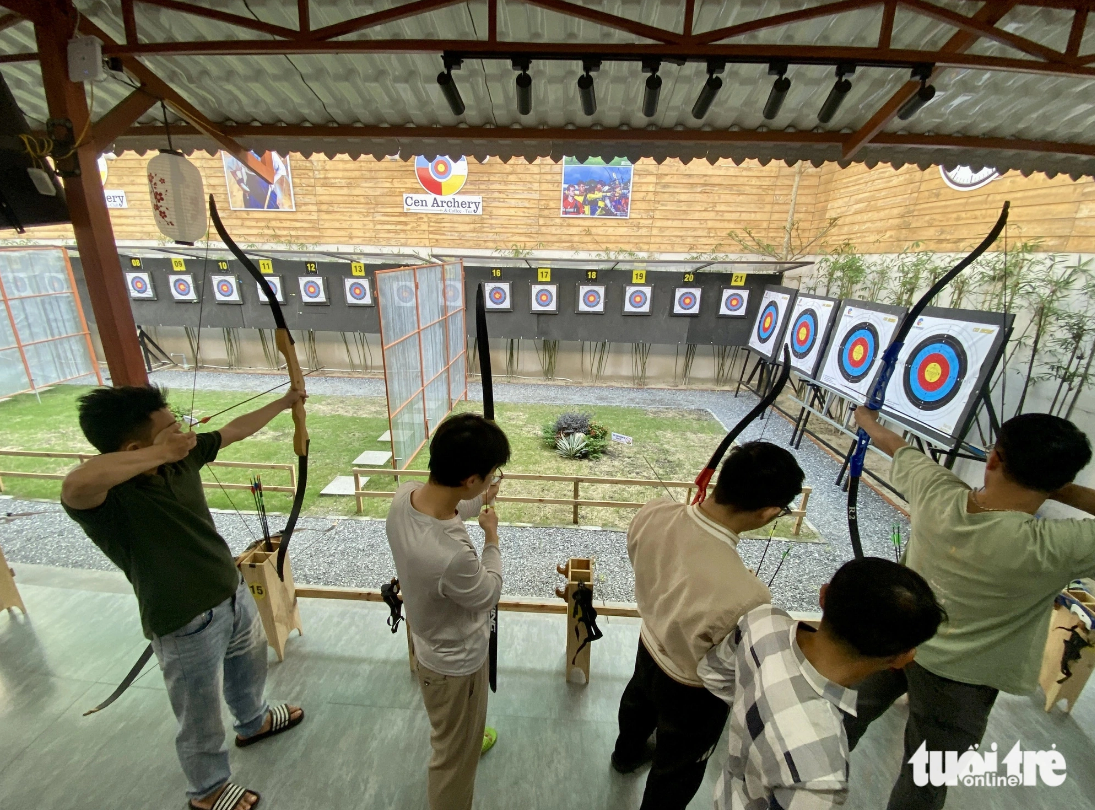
67, 36, 104, 83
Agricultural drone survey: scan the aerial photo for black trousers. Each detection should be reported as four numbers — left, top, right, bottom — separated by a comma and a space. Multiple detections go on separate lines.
614, 639, 730, 810
844, 662, 999, 810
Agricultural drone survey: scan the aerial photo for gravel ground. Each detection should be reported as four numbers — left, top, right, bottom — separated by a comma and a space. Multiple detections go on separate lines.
3, 371, 907, 612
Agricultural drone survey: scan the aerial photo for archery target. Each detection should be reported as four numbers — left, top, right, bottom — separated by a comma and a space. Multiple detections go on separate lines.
782, 295, 837, 379
718, 288, 750, 317
747, 287, 795, 361
530, 283, 558, 313
484, 282, 512, 311
578, 284, 605, 313
673, 287, 702, 316
818, 301, 905, 402
46, 273, 69, 293
212, 274, 242, 303
393, 281, 416, 307
444, 280, 463, 308
415, 155, 469, 196
837, 324, 879, 383
298, 275, 328, 305
257, 276, 285, 304
903, 335, 966, 410
169, 273, 198, 302
624, 285, 652, 314
881, 312, 1005, 443
344, 277, 374, 306
125, 271, 155, 299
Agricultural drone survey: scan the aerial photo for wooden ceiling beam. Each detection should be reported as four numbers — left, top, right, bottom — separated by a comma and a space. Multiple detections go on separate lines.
1067, 7, 1088, 56
0, 11, 24, 32
298, 0, 309, 34
879, 0, 896, 48
842, 0, 1020, 160
122, 0, 136, 44
516, 0, 682, 45
75, 15, 277, 184
694, 0, 882, 46
303, 0, 467, 41
92, 86, 157, 153
133, 0, 298, 39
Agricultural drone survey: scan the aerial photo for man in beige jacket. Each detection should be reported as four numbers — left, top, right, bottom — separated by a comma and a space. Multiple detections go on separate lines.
612, 441, 805, 810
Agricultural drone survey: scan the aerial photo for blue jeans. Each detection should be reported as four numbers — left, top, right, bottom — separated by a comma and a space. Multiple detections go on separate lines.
151, 577, 270, 800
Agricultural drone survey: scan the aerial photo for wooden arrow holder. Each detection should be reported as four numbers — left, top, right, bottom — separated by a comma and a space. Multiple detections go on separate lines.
236, 535, 303, 662
556, 557, 594, 684
0, 546, 26, 614
1039, 593, 1095, 713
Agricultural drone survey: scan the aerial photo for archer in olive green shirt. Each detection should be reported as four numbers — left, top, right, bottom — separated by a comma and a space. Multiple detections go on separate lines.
892, 445, 1095, 694
63, 431, 240, 639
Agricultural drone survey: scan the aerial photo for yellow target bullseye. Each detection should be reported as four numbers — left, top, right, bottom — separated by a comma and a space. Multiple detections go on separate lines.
924, 362, 943, 384
852, 345, 865, 362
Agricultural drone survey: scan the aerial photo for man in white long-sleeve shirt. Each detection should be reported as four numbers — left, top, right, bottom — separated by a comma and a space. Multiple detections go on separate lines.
386, 413, 511, 810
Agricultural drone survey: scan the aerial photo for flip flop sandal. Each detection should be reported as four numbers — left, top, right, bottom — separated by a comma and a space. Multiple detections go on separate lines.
481, 726, 498, 755
236, 704, 304, 748
188, 783, 260, 810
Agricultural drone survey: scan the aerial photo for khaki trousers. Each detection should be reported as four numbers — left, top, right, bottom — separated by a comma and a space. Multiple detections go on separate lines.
416, 660, 489, 810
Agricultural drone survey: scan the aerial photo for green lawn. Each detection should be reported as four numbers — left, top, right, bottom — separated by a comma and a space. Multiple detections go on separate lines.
0, 386, 815, 538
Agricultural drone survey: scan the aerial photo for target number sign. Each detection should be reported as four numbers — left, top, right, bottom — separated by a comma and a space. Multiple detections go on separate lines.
818, 301, 905, 401
169, 273, 198, 302
880, 311, 1006, 443
537, 268, 551, 282
577, 284, 606, 313
718, 288, 750, 318
483, 282, 512, 311
298, 275, 329, 305
530, 283, 558, 314
211, 274, 242, 304
673, 287, 702, 316
344, 277, 374, 306
257, 276, 285, 304
351, 262, 366, 277
125, 271, 155, 300
258, 259, 274, 274
623, 285, 652, 315
782, 295, 838, 379
171, 257, 186, 271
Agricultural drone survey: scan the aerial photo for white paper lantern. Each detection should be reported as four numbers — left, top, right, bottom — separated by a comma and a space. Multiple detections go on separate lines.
147, 152, 206, 244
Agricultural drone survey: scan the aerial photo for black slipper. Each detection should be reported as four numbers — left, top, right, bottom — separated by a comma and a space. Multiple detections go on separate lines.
188, 783, 260, 810
235, 704, 304, 747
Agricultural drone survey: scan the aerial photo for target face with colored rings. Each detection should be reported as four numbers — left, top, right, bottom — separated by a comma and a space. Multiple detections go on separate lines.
445, 282, 462, 306
838, 323, 880, 383
756, 302, 780, 342
396, 283, 415, 304
903, 335, 968, 411
218, 280, 236, 296
537, 289, 554, 307
48, 275, 67, 293
489, 286, 507, 305
790, 309, 818, 359
131, 276, 147, 292
584, 289, 602, 307
173, 278, 192, 296
724, 293, 745, 312
629, 289, 648, 308
303, 280, 321, 298
415, 155, 469, 196
677, 292, 697, 310
348, 282, 368, 300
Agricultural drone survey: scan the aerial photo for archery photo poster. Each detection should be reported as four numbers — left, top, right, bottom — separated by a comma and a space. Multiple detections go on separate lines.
222, 151, 295, 211
880, 308, 1012, 444
746, 285, 797, 361
817, 300, 907, 402
783, 294, 839, 380
560, 157, 633, 218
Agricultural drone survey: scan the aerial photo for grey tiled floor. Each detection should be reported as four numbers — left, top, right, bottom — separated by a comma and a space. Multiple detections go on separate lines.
2, 565, 1093, 809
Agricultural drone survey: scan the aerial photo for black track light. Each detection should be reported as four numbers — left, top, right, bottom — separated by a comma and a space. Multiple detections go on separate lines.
763, 63, 790, 121
642, 59, 662, 118
897, 67, 937, 120
578, 60, 600, 117
691, 60, 726, 120
818, 64, 855, 124
513, 59, 532, 116
437, 58, 464, 116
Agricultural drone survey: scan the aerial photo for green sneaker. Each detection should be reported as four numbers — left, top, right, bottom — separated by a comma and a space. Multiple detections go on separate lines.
482, 726, 498, 755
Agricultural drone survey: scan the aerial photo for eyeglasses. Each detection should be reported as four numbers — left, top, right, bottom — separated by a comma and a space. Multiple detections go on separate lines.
490, 470, 505, 485
778, 505, 793, 518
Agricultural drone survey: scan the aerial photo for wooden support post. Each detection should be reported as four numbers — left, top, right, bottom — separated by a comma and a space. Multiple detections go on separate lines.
572, 479, 580, 524
33, 1, 148, 387
556, 557, 594, 684
1039, 595, 1095, 713
0, 546, 27, 614
236, 535, 303, 661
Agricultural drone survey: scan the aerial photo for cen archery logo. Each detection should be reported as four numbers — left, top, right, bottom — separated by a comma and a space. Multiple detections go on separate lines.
909, 742, 1067, 788
405, 155, 483, 216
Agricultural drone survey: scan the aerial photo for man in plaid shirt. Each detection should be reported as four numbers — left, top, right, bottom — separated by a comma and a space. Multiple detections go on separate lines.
698, 558, 945, 809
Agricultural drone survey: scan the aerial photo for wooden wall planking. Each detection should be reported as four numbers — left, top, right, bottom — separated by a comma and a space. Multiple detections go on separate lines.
21, 153, 1095, 255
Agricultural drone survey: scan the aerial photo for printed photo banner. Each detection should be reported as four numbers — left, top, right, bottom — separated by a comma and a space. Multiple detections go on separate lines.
222, 151, 294, 211
577, 284, 606, 313
212, 274, 243, 304
623, 285, 652, 315
881, 308, 1012, 444
530, 283, 558, 313
746, 285, 797, 361
818, 299, 907, 402
169, 273, 198, 302
718, 288, 750, 318
783, 294, 839, 380
560, 157, 632, 218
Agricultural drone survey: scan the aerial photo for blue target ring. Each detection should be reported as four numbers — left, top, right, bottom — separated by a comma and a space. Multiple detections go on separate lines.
348, 281, 368, 300
838, 323, 879, 383
756, 302, 780, 342
724, 292, 745, 313
535, 288, 554, 308
583, 288, 602, 308
790, 309, 818, 359
629, 289, 648, 309
903, 335, 967, 411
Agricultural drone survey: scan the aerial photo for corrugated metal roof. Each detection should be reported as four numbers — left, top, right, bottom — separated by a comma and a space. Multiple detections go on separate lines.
2, 1, 1094, 177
